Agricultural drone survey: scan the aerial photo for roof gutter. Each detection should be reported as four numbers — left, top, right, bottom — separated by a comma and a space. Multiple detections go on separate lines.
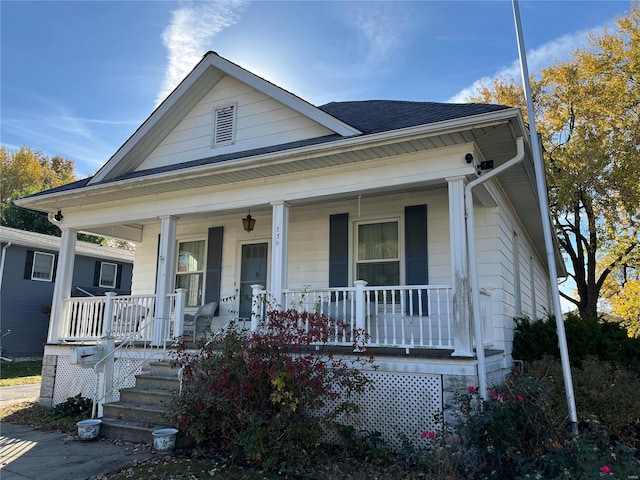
16, 108, 520, 212
465, 136, 525, 400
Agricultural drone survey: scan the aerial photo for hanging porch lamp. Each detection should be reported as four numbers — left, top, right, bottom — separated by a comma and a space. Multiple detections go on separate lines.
242, 211, 256, 232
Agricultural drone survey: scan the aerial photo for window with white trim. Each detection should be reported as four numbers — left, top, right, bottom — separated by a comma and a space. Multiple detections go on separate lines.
176, 240, 206, 307
99, 262, 118, 288
32, 252, 55, 281
212, 104, 236, 147
356, 221, 400, 286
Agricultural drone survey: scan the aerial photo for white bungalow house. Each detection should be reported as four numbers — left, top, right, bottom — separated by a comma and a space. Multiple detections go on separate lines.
16, 52, 562, 442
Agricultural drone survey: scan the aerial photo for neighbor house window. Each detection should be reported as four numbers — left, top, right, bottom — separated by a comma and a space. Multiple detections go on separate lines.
176, 240, 205, 307
212, 103, 236, 147
32, 252, 55, 281
99, 262, 118, 288
356, 221, 400, 286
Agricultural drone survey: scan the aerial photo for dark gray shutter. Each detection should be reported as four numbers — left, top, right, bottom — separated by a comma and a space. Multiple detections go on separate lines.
204, 226, 223, 314
93, 261, 101, 286
329, 213, 349, 289
405, 205, 428, 314
115, 264, 122, 289
52, 255, 58, 281
24, 250, 34, 279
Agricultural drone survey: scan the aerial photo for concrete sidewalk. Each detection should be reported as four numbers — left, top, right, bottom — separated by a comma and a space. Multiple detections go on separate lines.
0, 423, 153, 480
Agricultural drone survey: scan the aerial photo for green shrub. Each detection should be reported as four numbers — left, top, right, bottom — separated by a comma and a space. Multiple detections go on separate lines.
169, 310, 375, 472
433, 374, 640, 478
51, 394, 92, 419
513, 314, 640, 374
528, 355, 640, 438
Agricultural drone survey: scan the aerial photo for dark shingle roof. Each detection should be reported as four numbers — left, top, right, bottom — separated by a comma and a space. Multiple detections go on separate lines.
24, 100, 509, 197
318, 100, 509, 134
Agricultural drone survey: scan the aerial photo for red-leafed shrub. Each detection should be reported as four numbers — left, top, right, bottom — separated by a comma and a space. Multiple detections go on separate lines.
169, 309, 375, 472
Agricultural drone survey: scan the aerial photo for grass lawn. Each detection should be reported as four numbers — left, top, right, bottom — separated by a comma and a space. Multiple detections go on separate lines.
0, 359, 42, 386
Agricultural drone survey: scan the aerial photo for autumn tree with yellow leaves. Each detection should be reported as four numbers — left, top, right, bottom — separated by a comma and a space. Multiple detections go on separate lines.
471, 4, 640, 330
0, 146, 75, 235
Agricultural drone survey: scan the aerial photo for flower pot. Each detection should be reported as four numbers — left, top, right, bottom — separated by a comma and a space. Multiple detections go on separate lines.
76, 419, 102, 440
152, 428, 178, 454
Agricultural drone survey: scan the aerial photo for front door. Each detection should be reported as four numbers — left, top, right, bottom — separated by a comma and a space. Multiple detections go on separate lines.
239, 243, 268, 320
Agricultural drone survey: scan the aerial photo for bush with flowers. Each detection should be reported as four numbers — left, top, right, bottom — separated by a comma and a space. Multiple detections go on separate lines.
418, 372, 639, 479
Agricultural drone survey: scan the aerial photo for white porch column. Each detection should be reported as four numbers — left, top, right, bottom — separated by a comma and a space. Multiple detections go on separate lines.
154, 215, 178, 345
447, 176, 473, 357
49, 228, 77, 343
269, 201, 289, 308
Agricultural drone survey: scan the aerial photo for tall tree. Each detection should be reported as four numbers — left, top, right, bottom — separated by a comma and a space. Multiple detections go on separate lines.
471, 5, 640, 319
1, 146, 75, 235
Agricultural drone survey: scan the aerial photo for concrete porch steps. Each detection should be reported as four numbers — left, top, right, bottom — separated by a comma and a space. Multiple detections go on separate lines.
99, 360, 191, 447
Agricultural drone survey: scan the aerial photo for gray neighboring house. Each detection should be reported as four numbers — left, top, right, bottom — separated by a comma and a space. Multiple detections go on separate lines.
0, 227, 134, 358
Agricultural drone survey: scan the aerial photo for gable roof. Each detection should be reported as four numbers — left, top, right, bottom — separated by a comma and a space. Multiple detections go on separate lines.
90, 52, 361, 184
0, 227, 134, 263
22, 99, 510, 198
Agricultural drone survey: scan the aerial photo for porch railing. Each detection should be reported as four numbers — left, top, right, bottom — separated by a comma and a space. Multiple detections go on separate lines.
282, 284, 454, 349
62, 291, 185, 343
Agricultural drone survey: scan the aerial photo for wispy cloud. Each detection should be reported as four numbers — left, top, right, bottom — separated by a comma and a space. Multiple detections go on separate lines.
2, 94, 139, 177
156, 0, 249, 104
447, 27, 602, 103
312, 2, 414, 84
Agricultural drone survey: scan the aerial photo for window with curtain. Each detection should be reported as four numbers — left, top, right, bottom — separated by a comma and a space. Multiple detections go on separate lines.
32, 251, 55, 281
99, 262, 117, 288
356, 221, 400, 286
176, 240, 205, 307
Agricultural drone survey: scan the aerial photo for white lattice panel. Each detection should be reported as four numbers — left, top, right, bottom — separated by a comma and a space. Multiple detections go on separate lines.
53, 356, 98, 405
327, 371, 442, 449
53, 355, 144, 405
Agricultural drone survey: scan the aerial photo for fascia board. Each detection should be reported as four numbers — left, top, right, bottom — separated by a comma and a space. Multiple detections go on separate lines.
91, 52, 361, 185
18, 108, 520, 211
207, 54, 361, 137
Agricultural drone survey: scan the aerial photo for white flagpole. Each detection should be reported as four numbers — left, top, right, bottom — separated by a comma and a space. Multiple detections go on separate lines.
511, 0, 578, 434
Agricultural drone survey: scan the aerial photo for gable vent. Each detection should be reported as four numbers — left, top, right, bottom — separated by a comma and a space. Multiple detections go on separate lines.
212, 104, 236, 147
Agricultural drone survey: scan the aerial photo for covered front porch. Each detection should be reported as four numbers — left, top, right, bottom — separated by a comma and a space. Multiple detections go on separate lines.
54, 281, 494, 352
45, 175, 492, 357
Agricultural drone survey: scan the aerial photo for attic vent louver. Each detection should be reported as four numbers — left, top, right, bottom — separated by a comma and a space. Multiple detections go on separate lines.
212, 104, 236, 147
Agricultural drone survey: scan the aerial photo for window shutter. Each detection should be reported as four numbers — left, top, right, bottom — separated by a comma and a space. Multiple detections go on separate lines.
204, 226, 223, 314
405, 205, 428, 314
24, 250, 34, 279
155, 234, 161, 292
213, 105, 235, 146
115, 264, 122, 289
329, 213, 349, 289
93, 261, 101, 286
52, 255, 58, 281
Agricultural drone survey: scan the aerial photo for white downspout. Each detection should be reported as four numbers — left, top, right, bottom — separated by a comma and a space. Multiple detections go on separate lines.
465, 136, 525, 400
0, 242, 12, 291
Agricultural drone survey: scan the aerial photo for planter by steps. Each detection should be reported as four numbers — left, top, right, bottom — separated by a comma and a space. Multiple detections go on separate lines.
152, 428, 179, 454
99, 360, 191, 447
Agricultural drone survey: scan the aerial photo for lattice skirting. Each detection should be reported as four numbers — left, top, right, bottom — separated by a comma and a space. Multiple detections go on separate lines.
53, 355, 143, 405
325, 371, 443, 449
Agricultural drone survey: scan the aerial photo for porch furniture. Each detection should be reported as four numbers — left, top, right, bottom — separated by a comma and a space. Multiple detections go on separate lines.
183, 302, 218, 341
112, 304, 148, 339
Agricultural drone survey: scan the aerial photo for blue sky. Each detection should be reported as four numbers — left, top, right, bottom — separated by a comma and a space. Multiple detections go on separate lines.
0, 0, 633, 178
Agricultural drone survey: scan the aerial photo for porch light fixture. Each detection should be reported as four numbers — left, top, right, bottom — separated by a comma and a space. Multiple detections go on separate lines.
54, 210, 63, 221
242, 211, 256, 232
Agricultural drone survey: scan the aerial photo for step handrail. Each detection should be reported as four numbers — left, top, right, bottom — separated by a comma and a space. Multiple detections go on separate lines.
91, 318, 173, 418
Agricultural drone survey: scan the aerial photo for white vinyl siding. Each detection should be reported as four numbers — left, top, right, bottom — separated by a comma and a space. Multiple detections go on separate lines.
32, 252, 55, 281
99, 262, 117, 288
137, 75, 334, 170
